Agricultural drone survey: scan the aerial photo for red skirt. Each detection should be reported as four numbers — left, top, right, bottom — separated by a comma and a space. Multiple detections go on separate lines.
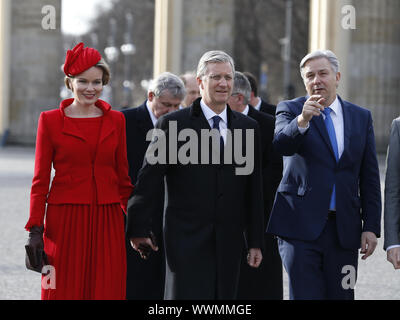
42, 203, 126, 300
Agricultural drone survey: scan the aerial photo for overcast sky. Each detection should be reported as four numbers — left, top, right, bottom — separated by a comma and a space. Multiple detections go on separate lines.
61, 0, 113, 35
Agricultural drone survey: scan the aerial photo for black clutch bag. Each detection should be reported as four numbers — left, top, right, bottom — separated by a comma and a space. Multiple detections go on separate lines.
25, 245, 49, 274
25, 226, 49, 274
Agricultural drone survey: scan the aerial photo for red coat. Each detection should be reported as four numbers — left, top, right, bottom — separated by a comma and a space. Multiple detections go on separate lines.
25, 99, 133, 230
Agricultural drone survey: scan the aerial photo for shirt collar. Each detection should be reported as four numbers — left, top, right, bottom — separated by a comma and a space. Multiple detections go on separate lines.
146, 100, 158, 127
241, 105, 250, 116
200, 99, 228, 125
254, 98, 262, 111
327, 95, 340, 115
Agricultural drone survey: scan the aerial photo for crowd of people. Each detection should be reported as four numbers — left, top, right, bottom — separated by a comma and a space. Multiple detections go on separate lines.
24, 42, 399, 300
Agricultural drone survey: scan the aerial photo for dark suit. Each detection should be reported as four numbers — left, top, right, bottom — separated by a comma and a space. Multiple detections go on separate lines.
267, 96, 381, 299
122, 102, 165, 300
259, 99, 276, 116
384, 118, 400, 250
237, 106, 283, 300
126, 98, 264, 299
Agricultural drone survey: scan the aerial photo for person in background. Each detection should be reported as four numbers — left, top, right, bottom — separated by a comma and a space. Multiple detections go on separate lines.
243, 71, 276, 116
180, 71, 201, 108
122, 72, 186, 299
25, 42, 133, 299
228, 71, 283, 300
384, 118, 400, 269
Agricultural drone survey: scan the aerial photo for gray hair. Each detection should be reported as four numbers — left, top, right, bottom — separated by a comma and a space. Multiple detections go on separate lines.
300, 50, 340, 78
196, 50, 235, 79
233, 71, 251, 105
148, 72, 186, 100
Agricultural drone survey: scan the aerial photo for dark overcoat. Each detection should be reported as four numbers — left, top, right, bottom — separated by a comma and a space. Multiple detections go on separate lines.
122, 102, 165, 300
126, 98, 264, 299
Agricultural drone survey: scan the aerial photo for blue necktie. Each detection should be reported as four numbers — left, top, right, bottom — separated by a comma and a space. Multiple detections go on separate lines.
211, 116, 224, 161
322, 107, 339, 210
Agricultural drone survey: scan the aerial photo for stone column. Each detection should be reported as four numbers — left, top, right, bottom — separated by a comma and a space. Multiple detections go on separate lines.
180, 0, 235, 73
8, 0, 62, 145
309, 0, 400, 151
309, 0, 352, 100
0, 0, 11, 144
348, 0, 400, 151
153, 0, 183, 77
154, 0, 235, 77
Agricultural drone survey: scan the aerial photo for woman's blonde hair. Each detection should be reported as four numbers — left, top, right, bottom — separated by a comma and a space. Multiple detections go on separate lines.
64, 58, 111, 90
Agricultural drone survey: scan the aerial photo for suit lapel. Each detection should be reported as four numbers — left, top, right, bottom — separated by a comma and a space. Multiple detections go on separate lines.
138, 102, 155, 134
99, 113, 115, 143
190, 99, 213, 131
296, 96, 333, 157
247, 105, 256, 119
339, 96, 351, 164
312, 114, 337, 159
60, 99, 87, 141
311, 95, 350, 162
226, 105, 238, 130
190, 99, 228, 159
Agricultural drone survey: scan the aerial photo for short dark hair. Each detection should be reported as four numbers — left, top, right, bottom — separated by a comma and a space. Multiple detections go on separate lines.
243, 72, 258, 97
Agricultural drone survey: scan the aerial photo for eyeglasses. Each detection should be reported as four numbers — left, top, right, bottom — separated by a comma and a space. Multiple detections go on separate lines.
208, 74, 233, 82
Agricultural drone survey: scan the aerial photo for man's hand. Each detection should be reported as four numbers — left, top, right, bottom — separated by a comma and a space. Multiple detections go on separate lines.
247, 248, 262, 268
387, 247, 400, 269
130, 237, 158, 260
360, 231, 377, 260
297, 95, 325, 128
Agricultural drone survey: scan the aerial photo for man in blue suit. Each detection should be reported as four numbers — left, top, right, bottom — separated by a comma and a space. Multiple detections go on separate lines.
267, 50, 381, 300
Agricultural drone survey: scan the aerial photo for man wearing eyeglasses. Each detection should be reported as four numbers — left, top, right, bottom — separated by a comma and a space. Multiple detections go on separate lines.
126, 51, 265, 299
228, 71, 283, 300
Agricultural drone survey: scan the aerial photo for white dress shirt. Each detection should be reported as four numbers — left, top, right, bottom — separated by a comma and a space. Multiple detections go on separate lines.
253, 98, 262, 111
298, 96, 344, 159
146, 100, 158, 127
200, 99, 228, 145
241, 105, 250, 116
322, 96, 344, 159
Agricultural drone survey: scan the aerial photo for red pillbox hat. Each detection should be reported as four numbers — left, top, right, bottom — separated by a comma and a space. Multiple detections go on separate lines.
63, 42, 102, 77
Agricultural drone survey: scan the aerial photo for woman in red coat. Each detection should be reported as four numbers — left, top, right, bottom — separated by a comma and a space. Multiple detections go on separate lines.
25, 42, 133, 299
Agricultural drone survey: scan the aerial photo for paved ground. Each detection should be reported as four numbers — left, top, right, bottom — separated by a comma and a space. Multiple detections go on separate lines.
0, 146, 398, 300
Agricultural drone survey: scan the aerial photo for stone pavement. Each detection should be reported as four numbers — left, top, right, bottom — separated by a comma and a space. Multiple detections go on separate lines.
0, 146, 398, 300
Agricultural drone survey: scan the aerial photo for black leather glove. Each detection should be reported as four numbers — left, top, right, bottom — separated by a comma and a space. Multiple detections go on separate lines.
25, 225, 48, 273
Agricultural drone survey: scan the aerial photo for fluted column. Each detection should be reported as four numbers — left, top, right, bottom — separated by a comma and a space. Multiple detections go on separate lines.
0, 0, 11, 143
309, 0, 352, 100
153, 0, 183, 77
348, 0, 400, 151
